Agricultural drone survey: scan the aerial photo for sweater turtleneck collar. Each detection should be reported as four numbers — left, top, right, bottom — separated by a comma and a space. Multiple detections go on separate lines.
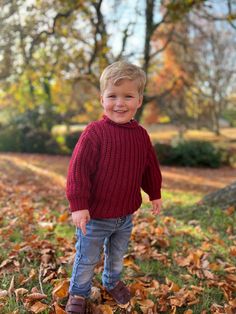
102, 114, 139, 128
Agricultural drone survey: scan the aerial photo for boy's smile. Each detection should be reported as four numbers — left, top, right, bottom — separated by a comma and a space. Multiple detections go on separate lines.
100, 79, 143, 124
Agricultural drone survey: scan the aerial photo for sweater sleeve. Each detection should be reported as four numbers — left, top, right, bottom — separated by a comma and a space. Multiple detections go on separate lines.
66, 125, 99, 212
141, 134, 162, 200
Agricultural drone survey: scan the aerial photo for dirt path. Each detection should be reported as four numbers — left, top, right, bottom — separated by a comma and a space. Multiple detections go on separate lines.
1, 153, 235, 196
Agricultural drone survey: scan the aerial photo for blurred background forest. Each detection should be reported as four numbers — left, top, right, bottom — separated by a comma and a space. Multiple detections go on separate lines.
0, 0, 236, 163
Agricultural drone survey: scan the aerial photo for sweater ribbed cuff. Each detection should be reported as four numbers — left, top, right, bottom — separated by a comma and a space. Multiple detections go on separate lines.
68, 197, 89, 212
149, 190, 161, 201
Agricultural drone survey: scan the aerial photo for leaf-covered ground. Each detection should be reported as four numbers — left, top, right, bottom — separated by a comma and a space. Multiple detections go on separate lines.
0, 153, 235, 314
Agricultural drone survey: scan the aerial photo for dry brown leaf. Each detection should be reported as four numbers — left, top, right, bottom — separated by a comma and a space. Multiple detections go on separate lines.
30, 301, 48, 313
184, 310, 193, 314
201, 242, 212, 251
169, 281, 181, 292
38, 221, 54, 230
170, 306, 177, 314
20, 269, 36, 285
202, 269, 215, 280
190, 285, 204, 293
229, 246, 236, 257
225, 266, 236, 273
226, 274, 236, 283
52, 279, 69, 299
96, 304, 113, 314
41, 253, 52, 264
225, 305, 234, 314
0, 290, 8, 299
26, 293, 47, 301
138, 299, 155, 308
42, 272, 55, 283
31, 287, 40, 293
129, 282, 147, 299
229, 298, 236, 308
90, 286, 102, 303
170, 297, 185, 307
58, 212, 69, 223
15, 288, 28, 301
209, 263, 221, 271
54, 302, 67, 314
123, 257, 141, 271
175, 255, 191, 267
180, 274, 192, 281
226, 206, 235, 216
150, 280, 160, 289
0, 259, 12, 269
187, 298, 200, 306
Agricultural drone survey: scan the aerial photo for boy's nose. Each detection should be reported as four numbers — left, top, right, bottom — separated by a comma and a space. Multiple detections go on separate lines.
116, 97, 125, 106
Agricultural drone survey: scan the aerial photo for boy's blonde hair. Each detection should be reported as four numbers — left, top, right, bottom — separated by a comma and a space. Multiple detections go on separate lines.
100, 61, 146, 95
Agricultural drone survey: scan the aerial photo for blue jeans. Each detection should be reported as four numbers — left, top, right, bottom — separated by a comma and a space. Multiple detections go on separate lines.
69, 215, 133, 298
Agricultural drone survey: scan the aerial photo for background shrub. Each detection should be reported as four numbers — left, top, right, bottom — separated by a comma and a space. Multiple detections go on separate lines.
0, 125, 61, 154
0, 127, 21, 152
65, 131, 82, 152
154, 140, 222, 168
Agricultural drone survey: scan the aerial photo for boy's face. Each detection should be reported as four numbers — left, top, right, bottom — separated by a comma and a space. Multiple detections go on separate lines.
100, 79, 143, 124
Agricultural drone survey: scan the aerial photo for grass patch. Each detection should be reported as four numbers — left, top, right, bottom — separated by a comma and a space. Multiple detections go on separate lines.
54, 224, 75, 240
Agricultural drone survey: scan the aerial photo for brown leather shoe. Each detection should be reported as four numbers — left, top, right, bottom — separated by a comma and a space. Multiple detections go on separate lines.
65, 295, 86, 314
106, 281, 131, 305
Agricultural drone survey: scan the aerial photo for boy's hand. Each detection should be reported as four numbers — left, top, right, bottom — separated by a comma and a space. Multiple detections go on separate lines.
151, 199, 162, 215
72, 210, 90, 235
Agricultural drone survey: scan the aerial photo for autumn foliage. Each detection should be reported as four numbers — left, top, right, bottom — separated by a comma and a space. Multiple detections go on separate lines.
0, 153, 236, 313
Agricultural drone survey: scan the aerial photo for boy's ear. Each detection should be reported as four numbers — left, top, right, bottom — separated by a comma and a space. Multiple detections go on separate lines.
138, 95, 143, 108
100, 94, 104, 106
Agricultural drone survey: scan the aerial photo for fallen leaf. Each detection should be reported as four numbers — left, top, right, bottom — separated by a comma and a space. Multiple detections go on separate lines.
226, 274, 236, 283
52, 279, 69, 299
26, 293, 47, 301
138, 299, 155, 308
15, 288, 28, 301
226, 206, 235, 216
30, 301, 48, 313
229, 247, 236, 257
169, 281, 181, 292
90, 286, 102, 302
20, 269, 36, 285
0, 290, 8, 299
54, 302, 66, 314
96, 304, 113, 314
58, 212, 69, 222
229, 298, 236, 308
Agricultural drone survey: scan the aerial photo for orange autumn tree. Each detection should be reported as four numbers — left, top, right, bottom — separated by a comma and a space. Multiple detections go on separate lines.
146, 20, 195, 126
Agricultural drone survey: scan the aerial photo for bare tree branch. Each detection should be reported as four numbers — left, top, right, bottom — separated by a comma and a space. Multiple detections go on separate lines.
29, 5, 81, 60
150, 26, 175, 60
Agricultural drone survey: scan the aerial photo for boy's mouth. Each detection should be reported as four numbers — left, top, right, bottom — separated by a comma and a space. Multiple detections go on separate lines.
114, 110, 128, 113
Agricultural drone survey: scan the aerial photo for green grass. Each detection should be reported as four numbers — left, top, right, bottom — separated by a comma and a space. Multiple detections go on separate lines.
1, 157, 235, 313
131, 191, 236, 313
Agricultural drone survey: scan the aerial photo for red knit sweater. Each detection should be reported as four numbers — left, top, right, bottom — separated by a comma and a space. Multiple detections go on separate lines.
66, 115, 162, 218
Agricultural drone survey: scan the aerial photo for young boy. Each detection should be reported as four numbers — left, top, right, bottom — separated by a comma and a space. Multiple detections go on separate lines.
65, 61, 162, 314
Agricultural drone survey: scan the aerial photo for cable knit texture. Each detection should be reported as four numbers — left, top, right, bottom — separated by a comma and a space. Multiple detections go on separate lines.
66, 115, 162, 218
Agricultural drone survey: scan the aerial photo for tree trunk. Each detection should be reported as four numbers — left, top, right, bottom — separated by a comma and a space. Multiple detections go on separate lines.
202, 181, 236, 209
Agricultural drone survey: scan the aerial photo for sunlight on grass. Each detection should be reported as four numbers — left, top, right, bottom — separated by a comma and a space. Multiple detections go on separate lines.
141, 189, 202, 209
54, 224, 75, 240
148, 127, 236, 143
0, 155, 66, 187
162, 189, 202, 206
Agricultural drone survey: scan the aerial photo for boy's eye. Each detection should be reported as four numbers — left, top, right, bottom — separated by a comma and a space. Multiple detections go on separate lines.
125, 95, 133, 98
108, 95, 116, 98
